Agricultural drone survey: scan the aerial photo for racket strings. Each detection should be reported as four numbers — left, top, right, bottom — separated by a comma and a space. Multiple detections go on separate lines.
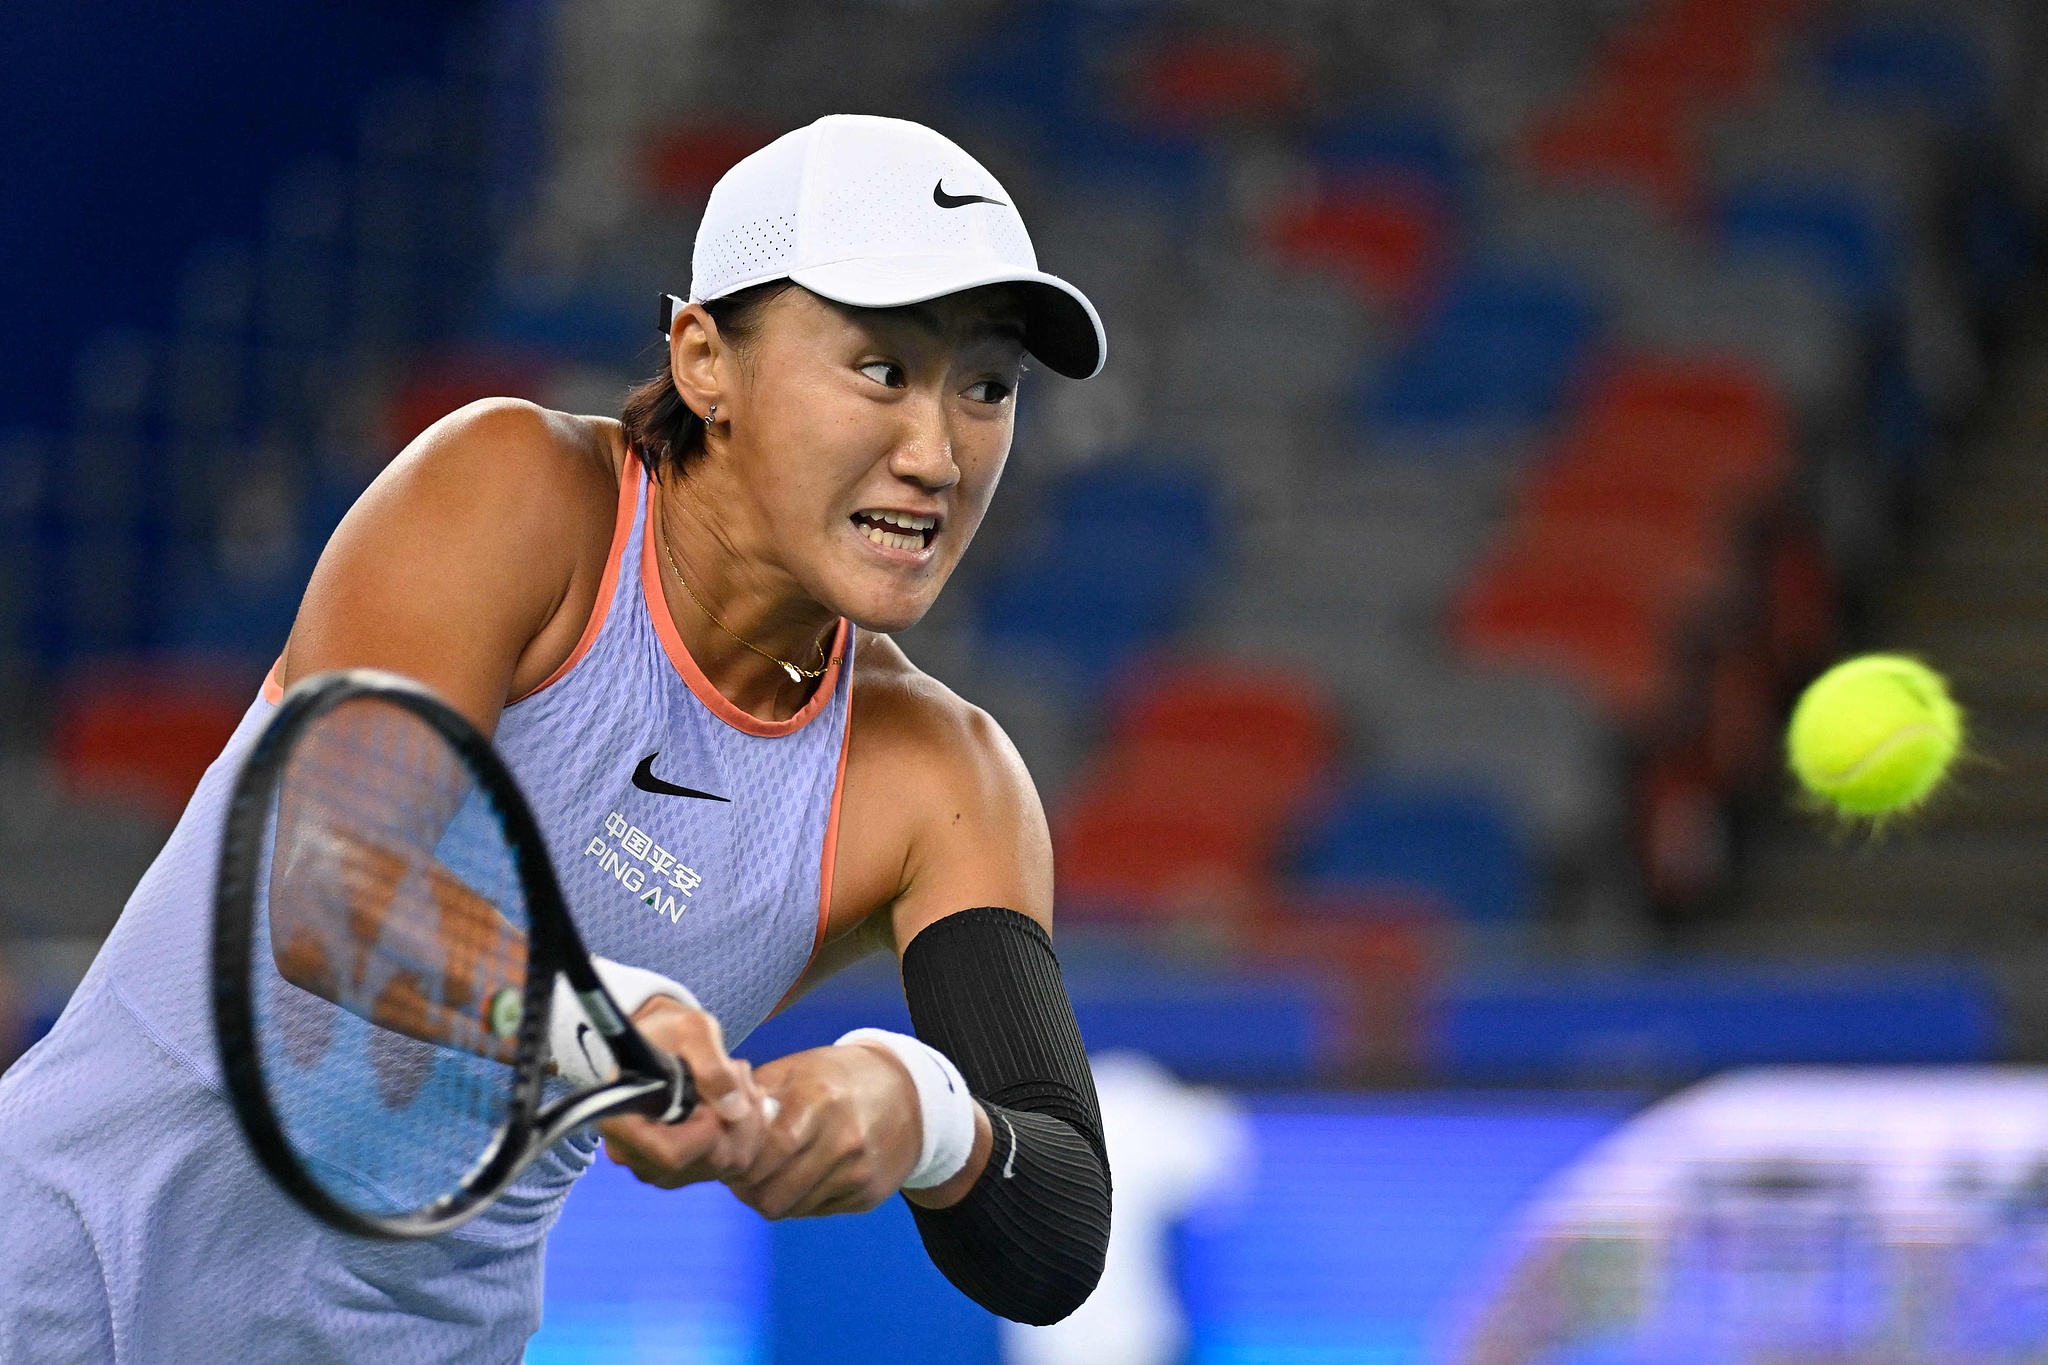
252, 696, 539, 1215
271, 700, 527, 1056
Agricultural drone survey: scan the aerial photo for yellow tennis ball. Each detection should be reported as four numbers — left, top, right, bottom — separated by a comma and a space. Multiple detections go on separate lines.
1786, 654, 1962, 818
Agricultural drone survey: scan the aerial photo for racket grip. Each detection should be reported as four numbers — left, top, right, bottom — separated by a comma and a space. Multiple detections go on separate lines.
646, 1047, 696, 1124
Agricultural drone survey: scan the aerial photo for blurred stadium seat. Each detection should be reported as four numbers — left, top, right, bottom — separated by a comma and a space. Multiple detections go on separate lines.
641, 122, 778, 201
1522, 87, 1702, 217
50, 666, 249, 822
1292, 781, 1533, 926
1360, 263, 1599, 437
1054, 660, 1343, 918
1122, 33, 1306, 132
1265, 184, 1448, 322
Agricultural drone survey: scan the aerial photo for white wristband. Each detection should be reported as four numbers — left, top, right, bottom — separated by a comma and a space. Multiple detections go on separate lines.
836, 1027, 976, 1190
549, 957, 700, 1089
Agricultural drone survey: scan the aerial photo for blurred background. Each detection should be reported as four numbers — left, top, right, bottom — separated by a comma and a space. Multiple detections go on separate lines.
5, 0, 2048, 1360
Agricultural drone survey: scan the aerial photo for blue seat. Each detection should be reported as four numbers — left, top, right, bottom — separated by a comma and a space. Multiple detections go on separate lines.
949, 3, 1214, 209
1358, 265, 1597, 435
1718, 181, 1899, 315
1309, 106, 1468, 206
1044, 116, 1215, 210
974, 557, 1189, 683
1291, 782, 1532, 923
484, 287, 645, 370
947, 0, 1107, 131
973, 458, 1220, 681
1818, 13, 1991, 128
1044, 458, 1220, 560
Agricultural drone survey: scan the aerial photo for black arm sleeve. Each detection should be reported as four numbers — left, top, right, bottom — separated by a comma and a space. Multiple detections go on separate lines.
899, 907, 1111, 1325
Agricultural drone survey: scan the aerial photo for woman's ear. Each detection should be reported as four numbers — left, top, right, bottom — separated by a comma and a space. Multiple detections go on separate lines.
668, 301, 724, 421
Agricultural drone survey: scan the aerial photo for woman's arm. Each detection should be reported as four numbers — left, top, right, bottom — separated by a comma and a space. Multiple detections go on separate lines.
277, 398, 618, 734
718, 645, 1109, 1323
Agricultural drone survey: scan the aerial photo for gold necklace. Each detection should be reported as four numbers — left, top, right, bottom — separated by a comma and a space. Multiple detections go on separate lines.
658, 520, 830, 685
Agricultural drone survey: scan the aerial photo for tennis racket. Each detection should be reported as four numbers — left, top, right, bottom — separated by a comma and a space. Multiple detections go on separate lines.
212, 668, 696, 1239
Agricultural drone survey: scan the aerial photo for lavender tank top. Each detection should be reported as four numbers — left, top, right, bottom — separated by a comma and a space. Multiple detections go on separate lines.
0, 451, 852, 1359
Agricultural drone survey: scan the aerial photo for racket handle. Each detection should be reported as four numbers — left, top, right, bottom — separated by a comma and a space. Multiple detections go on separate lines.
644, 1047, 696, 1124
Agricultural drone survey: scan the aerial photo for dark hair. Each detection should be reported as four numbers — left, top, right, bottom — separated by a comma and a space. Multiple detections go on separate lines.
621, 279, 796, 480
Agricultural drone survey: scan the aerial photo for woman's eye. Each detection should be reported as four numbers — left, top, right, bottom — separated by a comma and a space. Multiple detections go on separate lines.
859, 361, 905, 388
964, 379, 1012, 404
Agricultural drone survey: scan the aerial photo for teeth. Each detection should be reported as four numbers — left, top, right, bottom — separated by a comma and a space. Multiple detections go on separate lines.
857, 522, 926, 553
865, 511, 936, 531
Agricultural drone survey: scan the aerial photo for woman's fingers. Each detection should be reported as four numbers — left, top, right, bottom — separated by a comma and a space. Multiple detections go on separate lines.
595, 999, 774, 1187
600, 1079, 769, 1184
631, 998, 754, 1122
600, 1108, 724, 1188
722, 1047, 919, 1218
732, 1142, 872, 1219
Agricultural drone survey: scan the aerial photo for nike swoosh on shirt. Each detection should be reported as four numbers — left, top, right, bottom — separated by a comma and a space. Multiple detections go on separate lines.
631, 753, 729, 802
933, 180, 1006, 209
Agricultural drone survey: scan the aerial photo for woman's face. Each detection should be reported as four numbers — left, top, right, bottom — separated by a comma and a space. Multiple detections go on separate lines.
693, 285, 1026, 633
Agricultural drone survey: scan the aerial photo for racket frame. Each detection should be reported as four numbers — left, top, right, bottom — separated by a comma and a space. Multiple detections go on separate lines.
213, 668, 693, 1239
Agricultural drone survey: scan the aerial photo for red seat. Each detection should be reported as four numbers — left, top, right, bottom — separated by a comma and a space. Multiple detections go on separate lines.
1521, 457, 1750, 541
1574, 356, 1795, 501
52, 668, 252, 822
381, 354, 552, 453
1106, 661, 1343, 799
1452, 557, 1686, 730
1521, 89, 1700, 217
1125, 35, 1306, 129
1056, 747, 1297, 914
1495, 518, 1737, 629
642, 123, 777, 200
1599, 4, 1771, 110
1265, 183, 1446, 319
1056, 663, 1345, 917
1055, 785, 1275, 922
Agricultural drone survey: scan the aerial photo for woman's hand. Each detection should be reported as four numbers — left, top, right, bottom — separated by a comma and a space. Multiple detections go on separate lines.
723, 1042, 930, 1219
597, 998, 772, 1189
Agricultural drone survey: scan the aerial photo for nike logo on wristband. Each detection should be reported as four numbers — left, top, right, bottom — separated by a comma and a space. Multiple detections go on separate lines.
1000, 1113, 1018, 1179
933, 180, 1005, 209
631, 754, 729, 801
574, 1023, 599, 1073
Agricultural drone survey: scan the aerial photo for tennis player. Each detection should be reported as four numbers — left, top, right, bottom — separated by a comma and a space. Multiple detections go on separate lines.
0, 114, 1111, 1360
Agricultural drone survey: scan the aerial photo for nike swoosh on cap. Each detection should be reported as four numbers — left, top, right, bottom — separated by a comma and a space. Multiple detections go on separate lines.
933, 180, 1005, 209
631, 754, 730, 802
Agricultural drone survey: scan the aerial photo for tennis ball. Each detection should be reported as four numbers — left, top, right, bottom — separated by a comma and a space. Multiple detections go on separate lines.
1786, 654, 1962, 819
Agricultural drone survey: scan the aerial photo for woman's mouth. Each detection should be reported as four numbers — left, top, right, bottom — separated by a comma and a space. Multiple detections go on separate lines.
851, 509, 938, 554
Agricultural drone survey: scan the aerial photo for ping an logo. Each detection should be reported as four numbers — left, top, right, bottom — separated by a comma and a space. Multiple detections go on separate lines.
584, 811, 700, 924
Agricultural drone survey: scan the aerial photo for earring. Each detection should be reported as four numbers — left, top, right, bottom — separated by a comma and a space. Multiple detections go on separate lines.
707, 404, 718, 423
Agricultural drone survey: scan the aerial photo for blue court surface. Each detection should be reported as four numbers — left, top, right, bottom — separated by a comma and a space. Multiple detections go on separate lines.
528, 1092, 1636, 1365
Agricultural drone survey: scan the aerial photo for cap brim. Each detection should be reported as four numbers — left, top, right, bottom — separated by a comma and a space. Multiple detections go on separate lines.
787, 255, 1106, 380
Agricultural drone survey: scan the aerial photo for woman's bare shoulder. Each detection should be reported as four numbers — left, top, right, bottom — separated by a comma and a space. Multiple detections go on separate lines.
280, 399, 631, 723
848, 631, 1033, 797
376, 398, 623, 518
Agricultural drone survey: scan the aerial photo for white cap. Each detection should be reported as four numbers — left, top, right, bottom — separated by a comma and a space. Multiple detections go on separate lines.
669, 114, 1105, 380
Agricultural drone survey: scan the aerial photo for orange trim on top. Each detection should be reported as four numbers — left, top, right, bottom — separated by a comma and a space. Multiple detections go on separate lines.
261, 659, 284, 704
771, 654, 858, 1016
510, 449, 645, 705
639, 490, 849, 738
